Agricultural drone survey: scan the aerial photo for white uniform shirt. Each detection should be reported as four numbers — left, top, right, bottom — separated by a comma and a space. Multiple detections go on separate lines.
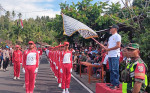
108, 33, 121, 57
103, 54, 108, 65
63, 53, 71, 63
26, 53, 36, 65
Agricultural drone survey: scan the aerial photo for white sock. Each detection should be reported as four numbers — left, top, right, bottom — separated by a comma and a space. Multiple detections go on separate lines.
62, 89, 65, 92
58, 83, 61, 87
66, 88, 69, 92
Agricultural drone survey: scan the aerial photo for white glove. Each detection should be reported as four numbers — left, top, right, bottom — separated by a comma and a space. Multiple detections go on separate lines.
56, 66, 58, 70
34, 68, 38, 73
60, 69, 63, 73
22, 68, 25, 73
70, 68, 72, 73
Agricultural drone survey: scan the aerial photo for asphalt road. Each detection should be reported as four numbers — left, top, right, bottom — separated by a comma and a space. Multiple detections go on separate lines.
0, 54, 89, 93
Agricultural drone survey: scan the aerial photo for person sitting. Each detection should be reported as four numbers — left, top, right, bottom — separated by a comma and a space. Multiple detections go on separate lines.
75, 52, 87, 74
93, 53, 102, 74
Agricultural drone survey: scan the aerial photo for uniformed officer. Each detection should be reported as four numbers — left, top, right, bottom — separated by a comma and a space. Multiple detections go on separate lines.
122, 43, 148, 93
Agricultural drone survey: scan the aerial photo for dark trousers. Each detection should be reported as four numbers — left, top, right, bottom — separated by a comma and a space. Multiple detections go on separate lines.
106, 69, 110, 83
76, 64, 86, 73
3, 58, 9, 69
0, 60, 1, 68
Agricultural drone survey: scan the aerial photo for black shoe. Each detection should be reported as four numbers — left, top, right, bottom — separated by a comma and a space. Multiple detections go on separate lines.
110, 86, 119, 90
76, 72, 79, 74
106, 84, 112, 87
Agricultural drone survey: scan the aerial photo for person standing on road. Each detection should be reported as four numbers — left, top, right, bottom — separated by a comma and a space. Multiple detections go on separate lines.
105, 25, 121, 89
12, 45, 22, 80
22, 41, 39, 93
3, 46, 10, 72
0, 49, 3, 69
60, 42, 72, 93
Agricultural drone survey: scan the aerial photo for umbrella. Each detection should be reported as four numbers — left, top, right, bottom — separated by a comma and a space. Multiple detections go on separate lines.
62, 14, 105, 49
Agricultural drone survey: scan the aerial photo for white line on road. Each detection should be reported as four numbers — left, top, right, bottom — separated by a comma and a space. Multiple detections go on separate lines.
71, 74, 94, 93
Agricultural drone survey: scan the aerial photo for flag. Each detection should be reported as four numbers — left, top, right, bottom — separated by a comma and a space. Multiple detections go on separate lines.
20, 19, 23, 29
62, 14, 98, 39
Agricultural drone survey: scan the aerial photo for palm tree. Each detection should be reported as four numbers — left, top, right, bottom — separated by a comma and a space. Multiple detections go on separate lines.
5, 11, 10, 19
12, 10, 16, 20
18, 13, 22, 19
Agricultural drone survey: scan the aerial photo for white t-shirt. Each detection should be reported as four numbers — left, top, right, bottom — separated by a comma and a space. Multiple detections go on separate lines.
103, 54, 108, 65
46, 49, 49, 56
26, 53, 36, 65
63, 53, 71, 63
108, 33, 121, 57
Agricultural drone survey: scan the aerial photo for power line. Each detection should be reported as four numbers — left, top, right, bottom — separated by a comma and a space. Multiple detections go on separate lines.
0, 4, 6, 12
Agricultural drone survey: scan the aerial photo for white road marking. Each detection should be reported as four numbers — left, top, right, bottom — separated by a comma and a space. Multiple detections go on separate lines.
71, 74, 94, 93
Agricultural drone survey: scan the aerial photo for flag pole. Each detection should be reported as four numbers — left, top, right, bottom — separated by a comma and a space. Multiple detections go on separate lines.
91, 37, 106, 49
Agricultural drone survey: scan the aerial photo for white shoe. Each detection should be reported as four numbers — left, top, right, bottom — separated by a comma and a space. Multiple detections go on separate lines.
62, 91, 65, 93
13, 77, 16, 80
66, 91, 69, 93
23, 84, 25, 88
66, 88, 69, 93
58, 83, 61, 87
3, 69, 6, 72
17, 77, 20, 79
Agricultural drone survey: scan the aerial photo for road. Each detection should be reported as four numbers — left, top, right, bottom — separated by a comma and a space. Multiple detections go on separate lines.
0, 54, 90, 93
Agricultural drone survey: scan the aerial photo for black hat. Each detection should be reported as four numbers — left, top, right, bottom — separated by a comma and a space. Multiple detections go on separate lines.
111, 24, 119, 30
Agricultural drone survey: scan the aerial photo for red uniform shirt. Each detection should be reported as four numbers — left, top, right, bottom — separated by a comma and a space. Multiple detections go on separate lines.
62, 50, 72, 67
12, 50, 22, 63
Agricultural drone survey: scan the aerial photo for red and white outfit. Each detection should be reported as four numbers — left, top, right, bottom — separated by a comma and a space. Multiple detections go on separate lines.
57, 51, 63, 84
61, 50, 72, 89
22, 49, 39, 93
12, 50, 22, 78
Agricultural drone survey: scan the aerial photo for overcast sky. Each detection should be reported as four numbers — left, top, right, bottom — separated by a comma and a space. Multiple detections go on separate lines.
0, 0, 133, 19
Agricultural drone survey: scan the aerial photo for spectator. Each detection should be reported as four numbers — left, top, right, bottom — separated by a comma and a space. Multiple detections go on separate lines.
75, 52, 87, 74
3, 46, 10, 72
0, 49, 3, 69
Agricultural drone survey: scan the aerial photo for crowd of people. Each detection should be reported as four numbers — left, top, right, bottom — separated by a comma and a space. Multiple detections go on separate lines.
0, 45, 14, 72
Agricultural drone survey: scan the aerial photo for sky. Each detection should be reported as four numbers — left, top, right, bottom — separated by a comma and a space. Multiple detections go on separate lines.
0, 0, 133, 19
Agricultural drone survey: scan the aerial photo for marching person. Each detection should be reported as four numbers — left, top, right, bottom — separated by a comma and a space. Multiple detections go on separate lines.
60, 42, 72, 93
57, 44, 64, 87
22, 41, 39, 93
122, 43, 148, 93
12, 45, 22, 80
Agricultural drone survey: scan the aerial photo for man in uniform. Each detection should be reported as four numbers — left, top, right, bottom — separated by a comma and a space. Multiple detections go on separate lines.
57, 44, 64, 87
22, 41, 39, 93
12, 45, 22, 80
60, 42, 72, 93
122, 43, 148, 93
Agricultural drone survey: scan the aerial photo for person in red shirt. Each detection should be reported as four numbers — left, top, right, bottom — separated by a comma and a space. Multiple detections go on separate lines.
22, 41, 39, 93
12, 45, 22, 80
60, 42, 72, 93
57, 44, 64, 87
38, 48, 43, 59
